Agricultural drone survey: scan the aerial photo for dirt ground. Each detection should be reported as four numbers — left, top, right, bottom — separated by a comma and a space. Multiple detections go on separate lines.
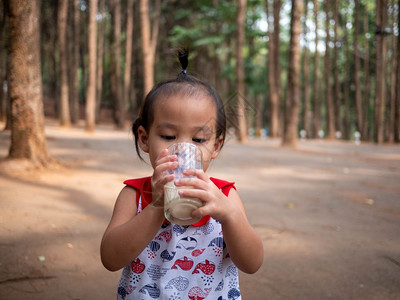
0, 120, 399, 300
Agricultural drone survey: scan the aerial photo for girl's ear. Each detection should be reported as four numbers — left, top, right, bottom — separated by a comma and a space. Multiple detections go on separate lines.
137, 126, 150, 153
211, 136, 224, 159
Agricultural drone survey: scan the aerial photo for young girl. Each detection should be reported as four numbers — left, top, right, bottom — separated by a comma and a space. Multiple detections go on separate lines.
101, 50, 263, 300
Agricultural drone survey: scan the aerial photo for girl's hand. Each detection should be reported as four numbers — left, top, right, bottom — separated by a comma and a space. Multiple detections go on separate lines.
174, 169, 240, 224
150, 149, 177, 207
175, 169, 264, 274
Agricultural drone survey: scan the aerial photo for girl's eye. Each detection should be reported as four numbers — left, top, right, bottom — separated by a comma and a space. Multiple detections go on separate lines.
192, 138, 206, 144
161, 135, 175, 140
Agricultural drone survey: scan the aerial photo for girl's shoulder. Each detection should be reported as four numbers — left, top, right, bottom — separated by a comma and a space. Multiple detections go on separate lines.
123, 176, 152, 191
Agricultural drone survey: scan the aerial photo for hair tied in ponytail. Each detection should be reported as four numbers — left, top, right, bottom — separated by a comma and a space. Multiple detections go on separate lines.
177, 48, 189, 75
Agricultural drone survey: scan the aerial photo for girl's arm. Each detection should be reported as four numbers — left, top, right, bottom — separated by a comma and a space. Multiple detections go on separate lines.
218, 189, 264, 274
101, 149, 176, 271
100, 186, 165, 271
175, 170, 264, 274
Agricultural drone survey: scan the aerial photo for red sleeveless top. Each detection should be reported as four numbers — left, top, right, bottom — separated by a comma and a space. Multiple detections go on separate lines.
123, 177, 235, 227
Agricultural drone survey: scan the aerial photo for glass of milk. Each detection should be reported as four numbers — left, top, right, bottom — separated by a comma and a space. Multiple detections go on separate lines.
164, 143, 203, 225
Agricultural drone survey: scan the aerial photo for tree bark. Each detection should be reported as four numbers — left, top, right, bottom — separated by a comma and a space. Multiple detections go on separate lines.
140, 0, 161, 96
57, 0, 71, 127
362, 5, 371, 139
388, 0, 396, 142
70, 0, 80, 124
343, 7, 351, 140
333, 0, 341, 135
236, 0, 247, 143
270, 0, 281, 137
7, 0, 51, 166
111, 0, 123, 128
124, 0, 134, 119
302, 0, 310, 136
395, 0, 400, 143
374, 0, 388, 144
85, 0, 98, 132
96, 0, 105, 122
324, 1, 335, 139
282, 0, 302, 147
354, 0, 363, 136
266, 0, 277, 138
0, 4, 7, 124
312, 0, 320, 138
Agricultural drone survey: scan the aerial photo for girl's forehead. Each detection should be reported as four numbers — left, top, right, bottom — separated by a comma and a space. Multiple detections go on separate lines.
153, 95, 218, 126
156, 94, 216, 110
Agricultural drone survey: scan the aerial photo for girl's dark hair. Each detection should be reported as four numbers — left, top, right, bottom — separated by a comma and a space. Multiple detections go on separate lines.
132, 49, 226, 160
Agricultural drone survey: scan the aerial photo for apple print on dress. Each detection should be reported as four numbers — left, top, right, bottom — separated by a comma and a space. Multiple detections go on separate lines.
131, 258, 145, 274
171, 256, 194, 271
117, 179, 241, 299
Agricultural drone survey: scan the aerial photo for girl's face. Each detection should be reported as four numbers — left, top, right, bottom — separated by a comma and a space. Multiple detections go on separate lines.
138, 94, 223, 171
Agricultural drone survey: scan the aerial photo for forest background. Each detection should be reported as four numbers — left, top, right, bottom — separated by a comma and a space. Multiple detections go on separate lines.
0, 0, 399, 165
1, 1, 400, 299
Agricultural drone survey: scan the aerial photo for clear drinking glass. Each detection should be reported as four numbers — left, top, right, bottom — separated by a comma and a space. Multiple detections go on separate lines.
164, 143, 203, 225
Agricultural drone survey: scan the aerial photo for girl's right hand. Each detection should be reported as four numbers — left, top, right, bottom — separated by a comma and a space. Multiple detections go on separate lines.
150, 149, 177, 207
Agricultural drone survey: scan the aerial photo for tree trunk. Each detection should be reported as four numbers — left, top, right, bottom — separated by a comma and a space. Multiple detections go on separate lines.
265, 0, 272, 132
388, 0, 396, 142
302, 0, 310, 136
96, 0, 105, 122
324, 1, 335, 139
282, 0, 302, 147
362, 5, 372, 139
236, 0, 247, 142
394, 0, 400, 143
266, 0, 280, 138
0, 5, 7, 124
70, 0, 80, 124
312, 0, 320, 138
140, 0, 161, 96
271, 0, 281, 137
111, 0, 123, 128
375, 0, 388, 144
57, 0, 71, 127
85, 0, 98, 132
333, 0, 341, 136
124, 0, 134, 119
343, 8, 351, 140
0, 63, 5, 123
7, 0, 51, 167
354, 0, 363, 136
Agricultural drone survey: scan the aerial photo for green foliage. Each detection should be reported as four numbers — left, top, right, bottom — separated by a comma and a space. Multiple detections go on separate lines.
25, 0, 398, 141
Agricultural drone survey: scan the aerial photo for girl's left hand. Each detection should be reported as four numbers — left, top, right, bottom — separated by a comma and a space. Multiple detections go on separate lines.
174, 169, 239, 224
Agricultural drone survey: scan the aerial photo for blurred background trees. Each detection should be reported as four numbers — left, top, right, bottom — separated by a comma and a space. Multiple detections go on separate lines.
6, 0, 51, 167
0, 0, 399, 154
